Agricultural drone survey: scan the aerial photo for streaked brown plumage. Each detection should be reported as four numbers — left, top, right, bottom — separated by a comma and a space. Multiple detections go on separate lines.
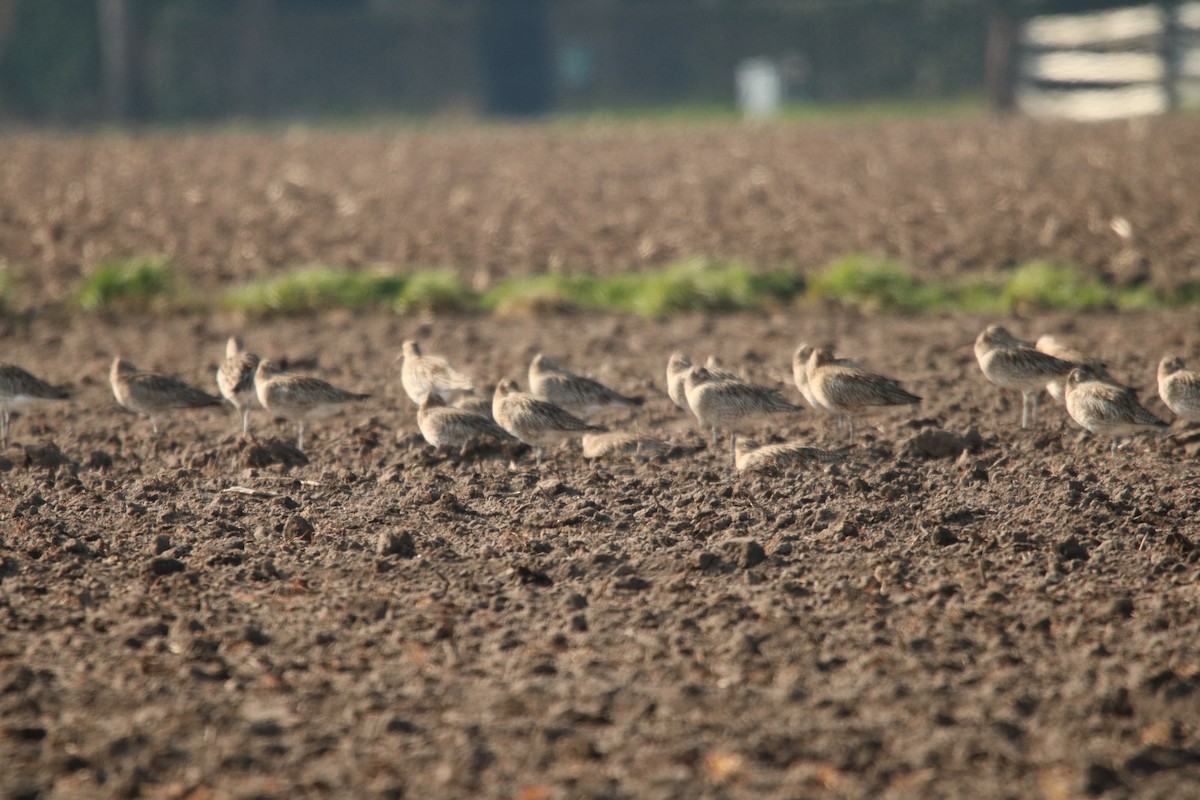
1035, 334, 1116, 404
1158, 355, 1200, 423
1065, 365, 1168, 456
975, 325, 1073, 428
806, 347, 919, 441
528, 353, 643, 418
0, 363, 70, 448
667, 352, 741, 417
581, 431, 669, 460
734, 438, 848, 473
399, 340, 473, 406
417, 393, 511, 454
255, 360, 370, 450
683, 365, 803, 461
111, 357, 221, 435
492, 379, 605, 466
216, 336, 261, 435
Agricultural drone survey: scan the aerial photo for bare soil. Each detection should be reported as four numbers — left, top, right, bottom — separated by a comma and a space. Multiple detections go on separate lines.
3, 117, 1200, 304
2, 307, 1199, 799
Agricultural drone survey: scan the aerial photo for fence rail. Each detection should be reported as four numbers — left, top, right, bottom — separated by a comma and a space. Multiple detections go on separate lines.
1018, 1, 1200, 120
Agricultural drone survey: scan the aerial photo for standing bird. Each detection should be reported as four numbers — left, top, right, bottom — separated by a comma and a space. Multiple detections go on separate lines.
975, 325, 1074, 429
734, 438, 848, 473
398, 340, 473, 406
110, 358, 221, 435
0, 364, 70, 448
254, 360, 370, 450
1065, 365, 1168, 456
216, 336, 260, 435
683, 365, 803, 461
806, 347, 920, 442
528, 353, 643, 418
1035, 334, 1116, 404
1157, 356, 1200, 423
492, 379, 604, 467
417, 393, 511, 457
666, 352, 740, 417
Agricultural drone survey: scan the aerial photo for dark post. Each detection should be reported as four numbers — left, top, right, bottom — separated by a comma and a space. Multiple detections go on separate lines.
98, 0, 130, 118
985, 0, 1019, 113
480, 0, 555, 116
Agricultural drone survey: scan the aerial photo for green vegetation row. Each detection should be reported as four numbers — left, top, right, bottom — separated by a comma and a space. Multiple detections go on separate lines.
48, 255, 1200, 318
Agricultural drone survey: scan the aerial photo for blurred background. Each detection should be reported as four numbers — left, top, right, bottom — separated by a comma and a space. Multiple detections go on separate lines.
0, 0, 1193, 125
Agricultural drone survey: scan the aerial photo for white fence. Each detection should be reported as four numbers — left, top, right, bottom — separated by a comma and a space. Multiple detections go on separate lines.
1018, 2, 1200, 120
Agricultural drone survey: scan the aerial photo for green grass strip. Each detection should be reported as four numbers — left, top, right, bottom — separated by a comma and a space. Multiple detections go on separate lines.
60, 256, 1200, 318
74, 256, 175, 311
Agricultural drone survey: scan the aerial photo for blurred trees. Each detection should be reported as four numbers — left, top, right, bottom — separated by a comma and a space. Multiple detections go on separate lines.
0, 0, 1172, 122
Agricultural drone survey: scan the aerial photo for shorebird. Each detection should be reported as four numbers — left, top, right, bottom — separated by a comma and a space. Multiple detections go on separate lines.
216, 336, 260, 435
1157, 356, 1200, 423
398, 340, 473, 406
667, 352, 740, 416
683, 365, 803, 460
417, 393, 511, 457
528, 353, 644, 418
110, 358, 222, 435
0, 364, 70, 448
975, 324, 1074, 428
492, 379, 604, 466
254, 360, 370, 450
452, 392, 496, 421
1065, 365, 1168, 456
1035, 334, 1116, 404
806, 347, 920, 441
734, 438, 848, 473
581, 431, 670, 460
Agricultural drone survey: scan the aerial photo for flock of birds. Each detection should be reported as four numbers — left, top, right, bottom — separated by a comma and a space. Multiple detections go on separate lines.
0, 323, 1197, 469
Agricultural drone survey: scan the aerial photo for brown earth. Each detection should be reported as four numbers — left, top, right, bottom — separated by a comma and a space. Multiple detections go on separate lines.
2, 307, 1200, 799
3, 117, 1200, 305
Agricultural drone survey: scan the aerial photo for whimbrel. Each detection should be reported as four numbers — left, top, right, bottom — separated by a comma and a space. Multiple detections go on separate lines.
682, 365, 802, 461
1065, 365, 1168, 456
417, 393, 511, 456
1035, 334, 1116, 404
216, 336, 260, 435
528, 353, 643, 418
110, 357, 221, 435
733, 438, 848, 473
1157, 355, 1200, 423
0, 364, 69, 448
254, 360, 370, 450
806, 347, 920, 441
492, 379, 604, 466
581, 431, 669, 460
398, 340, 473, 406
975, 325, 1073, 428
